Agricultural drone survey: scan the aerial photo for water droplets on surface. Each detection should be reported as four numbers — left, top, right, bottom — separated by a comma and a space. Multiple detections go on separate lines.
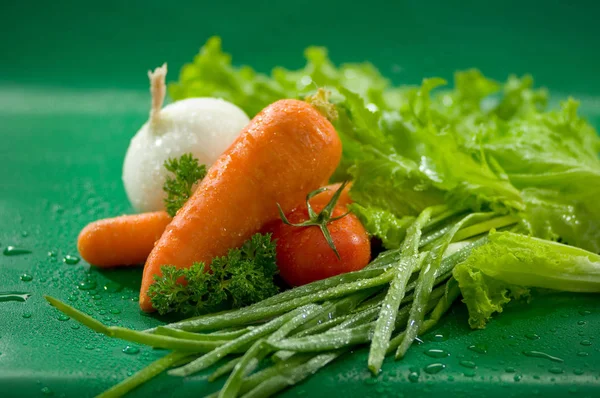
580, 340, 592, 346
41, 386, 53, 395
20, 273, 33, 282
57, 314, 70, 322
424, 349, 449, 358
505, 367, 516, 373
0, 292, 31, 302
424, 363, 446, 374
432, 334, 447, 342
468, 344, 487, 354
408, 371, 419, 382
549, 367, 564, 374
78, 280, 97, 291
459, 360, 476, 369
123, 345, 140, 355
525, 333, 540, 340
463, 370, 476, 378
22, 312, 32, 319
63, 255, 80, 265
103, 282, 123, 293
3, 246, 31, 256
522, 351, 564, 363
513, 374, 523, 382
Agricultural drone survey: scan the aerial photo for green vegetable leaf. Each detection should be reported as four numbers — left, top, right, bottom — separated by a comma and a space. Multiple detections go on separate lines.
148, 233, 279, 315
163, 153, 207, 217
171, 36, 600, 257
349, 203, 414, 250
453, 231, 600, 329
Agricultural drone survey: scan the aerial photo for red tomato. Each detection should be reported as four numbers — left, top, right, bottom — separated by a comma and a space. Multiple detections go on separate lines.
267, 205, 371, 286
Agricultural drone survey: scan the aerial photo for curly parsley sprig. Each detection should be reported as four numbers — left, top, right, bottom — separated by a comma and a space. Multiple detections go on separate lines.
163, 153, 207, 217
148, 233, 279, 316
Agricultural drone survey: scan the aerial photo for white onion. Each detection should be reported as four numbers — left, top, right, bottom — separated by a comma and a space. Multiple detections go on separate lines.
122, 64, 249, 212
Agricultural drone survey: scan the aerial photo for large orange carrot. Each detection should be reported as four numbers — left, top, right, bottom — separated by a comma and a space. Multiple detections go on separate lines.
77, 211, 171, 268
140, 99, 342, 311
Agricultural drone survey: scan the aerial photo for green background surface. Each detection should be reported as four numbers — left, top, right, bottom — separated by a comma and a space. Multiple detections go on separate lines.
1, 1, 599, 397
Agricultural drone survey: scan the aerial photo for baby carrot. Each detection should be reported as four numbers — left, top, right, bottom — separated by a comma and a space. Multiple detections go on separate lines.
77, 211, 171, 267
140, 99, 342, 311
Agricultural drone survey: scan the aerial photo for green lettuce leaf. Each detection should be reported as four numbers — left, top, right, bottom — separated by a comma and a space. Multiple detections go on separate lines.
349, 203, 414, 249
171, 37, 600, 252
453, 231, 600, 328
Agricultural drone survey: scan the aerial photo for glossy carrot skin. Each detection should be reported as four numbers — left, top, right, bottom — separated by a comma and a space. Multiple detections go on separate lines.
140, 99, 342, 311
77, 211, 172, 268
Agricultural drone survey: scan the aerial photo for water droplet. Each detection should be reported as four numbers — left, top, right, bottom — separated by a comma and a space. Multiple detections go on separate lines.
447, 375, 454, 381
22, 312, 32, 318
78, 280, 97, 291
573, 369, 584, 375
459, 360, 476, 369
110, 308, 121, 314
432, 334, 447, 342
424, 349, 449, 358
576, 351, 589, 357
463, 370, 476, 377
123, 345, 140, 355
63, 255, 80, 265
84, 344, 94, 350
98, 309, 107, 315
67, 295, 78, 302
522, 351, 564, 363
41, 386, 53, 395
578, 310, 591, 316
424, 363, 445, 374
580, 340, 592, 346
364, 378, 377, 385
549, 367, 563, 374
21, 231, 29, 237
468, 344, 487, 354
48, 250, 57, 257
71, 324, 80, 330
513, 374, 522, 382
577, 320, 586, 325
3, 246, 31, 256
92, 294, 101, 300
20, 273, 33, 282
525, 333, 540, 340
408, 371, 419, 382
103, 282, 122, 293
568, 387, 578, 394
57, 314, 70, 322
505, 367, 516, 373
0, 292, 31, 302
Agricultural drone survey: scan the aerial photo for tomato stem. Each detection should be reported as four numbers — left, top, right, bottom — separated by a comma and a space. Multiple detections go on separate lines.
277, 181, 351, 260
